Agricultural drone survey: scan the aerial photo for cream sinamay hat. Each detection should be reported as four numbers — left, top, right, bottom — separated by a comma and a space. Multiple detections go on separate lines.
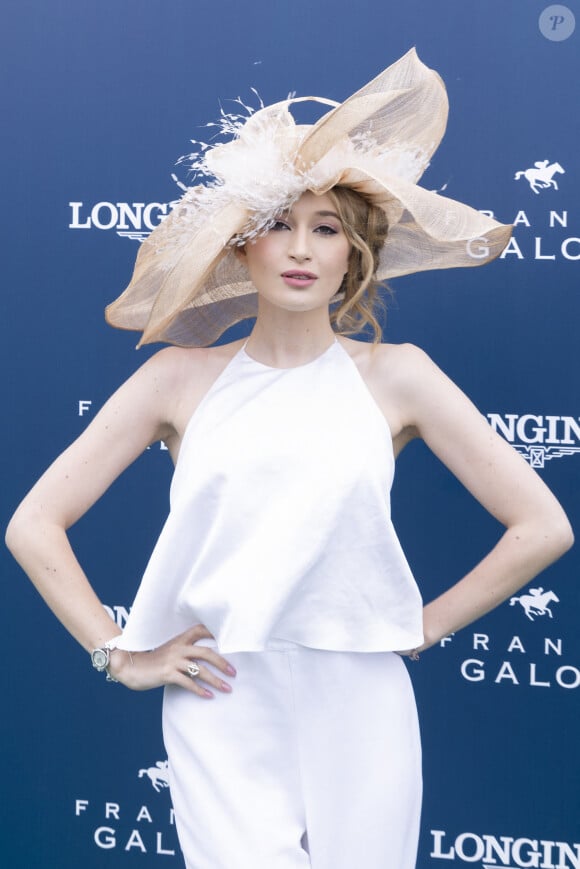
105, 49, 511, 347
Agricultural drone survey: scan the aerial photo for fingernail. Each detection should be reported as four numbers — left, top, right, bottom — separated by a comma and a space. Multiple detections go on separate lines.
226, 664, 237, 676
220, 681, 232, 693
203, 689, 214, 698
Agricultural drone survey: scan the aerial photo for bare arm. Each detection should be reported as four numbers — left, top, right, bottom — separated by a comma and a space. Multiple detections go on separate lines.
5, 348, 235, 696
385, 344, 574, 650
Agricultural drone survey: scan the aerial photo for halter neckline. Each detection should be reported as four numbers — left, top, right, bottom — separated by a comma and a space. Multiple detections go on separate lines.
240, 338, 339, 371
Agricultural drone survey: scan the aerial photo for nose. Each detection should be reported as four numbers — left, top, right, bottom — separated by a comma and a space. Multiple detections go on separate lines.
287, 227, 312, 262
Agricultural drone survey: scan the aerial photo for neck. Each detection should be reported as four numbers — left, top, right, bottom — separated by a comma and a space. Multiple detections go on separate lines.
247, 305, 337, 368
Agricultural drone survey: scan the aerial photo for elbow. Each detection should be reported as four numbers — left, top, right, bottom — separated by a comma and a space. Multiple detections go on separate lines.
556, 516, 575, 556
6, 503, 68, 569
5, 506, 45, 564
542, 510, 574, 562
512, 507, 575, 569
5, 510, 29, 561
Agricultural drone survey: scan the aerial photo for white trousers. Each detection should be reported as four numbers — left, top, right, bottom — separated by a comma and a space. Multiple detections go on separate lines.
162, 645, 422, 869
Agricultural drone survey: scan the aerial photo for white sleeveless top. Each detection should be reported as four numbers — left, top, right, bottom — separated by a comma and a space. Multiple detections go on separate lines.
116, 340, 423, 654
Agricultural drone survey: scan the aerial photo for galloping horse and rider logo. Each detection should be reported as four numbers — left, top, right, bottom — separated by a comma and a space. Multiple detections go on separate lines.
514, 160, 565, 194
138, 760, 170, 792
510, 588, 560, 621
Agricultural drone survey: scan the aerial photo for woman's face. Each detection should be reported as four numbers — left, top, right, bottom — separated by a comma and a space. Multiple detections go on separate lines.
238, 191, 351, 314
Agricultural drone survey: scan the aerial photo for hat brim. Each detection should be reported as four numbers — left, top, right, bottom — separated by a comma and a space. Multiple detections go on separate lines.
105, 49, 512, 347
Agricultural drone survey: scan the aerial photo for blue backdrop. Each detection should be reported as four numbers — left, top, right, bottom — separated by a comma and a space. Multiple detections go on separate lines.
2, 2, 578, 867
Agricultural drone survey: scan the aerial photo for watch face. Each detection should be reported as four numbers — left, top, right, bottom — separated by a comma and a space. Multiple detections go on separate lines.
91, 648, 109, 671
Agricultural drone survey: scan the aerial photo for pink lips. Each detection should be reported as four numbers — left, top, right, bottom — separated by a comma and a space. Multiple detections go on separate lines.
282, 270, 317, 288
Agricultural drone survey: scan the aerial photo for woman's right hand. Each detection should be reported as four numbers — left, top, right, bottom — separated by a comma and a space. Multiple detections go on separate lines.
108, 624, 236, 699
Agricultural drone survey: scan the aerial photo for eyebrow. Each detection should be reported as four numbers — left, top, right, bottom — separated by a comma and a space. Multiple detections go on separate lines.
315, 210, 340, 219
277, 208, 341, 221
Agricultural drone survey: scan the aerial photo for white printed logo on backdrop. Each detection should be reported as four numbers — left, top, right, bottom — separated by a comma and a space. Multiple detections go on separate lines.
470, 158, 579, 262
509, 587, 559, 621
74, 757, 178, 856
514, 160, 565, 195
138, 761, 170, 794
486, 413, 580, 468
430, 829, 580, 868
69, 201, 172, 241
441, 588, 579, 691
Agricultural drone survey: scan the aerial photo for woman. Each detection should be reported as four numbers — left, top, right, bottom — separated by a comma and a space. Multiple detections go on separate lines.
6, 50, 573, 868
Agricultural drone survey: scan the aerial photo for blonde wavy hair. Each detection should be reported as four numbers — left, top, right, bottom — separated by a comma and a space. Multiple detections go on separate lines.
326, 186, 390, 343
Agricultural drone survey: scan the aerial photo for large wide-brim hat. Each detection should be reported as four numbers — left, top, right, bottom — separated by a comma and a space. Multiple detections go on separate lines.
106, 48, 511, 347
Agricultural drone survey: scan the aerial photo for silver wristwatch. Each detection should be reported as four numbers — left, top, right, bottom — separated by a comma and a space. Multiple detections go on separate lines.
91, 638, 120, 682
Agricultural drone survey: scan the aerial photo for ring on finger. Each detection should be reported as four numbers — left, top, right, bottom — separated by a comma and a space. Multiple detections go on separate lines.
187, 662, 201, 679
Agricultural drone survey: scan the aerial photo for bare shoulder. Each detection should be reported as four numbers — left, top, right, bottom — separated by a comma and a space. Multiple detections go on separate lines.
145, 340, 244, 447
338, 337, 430, 381
339, 337, 572, 544
6, 340, 247, 529
338, 338, 437, 444
142, 339, 240, 376
136, 339, 243, 395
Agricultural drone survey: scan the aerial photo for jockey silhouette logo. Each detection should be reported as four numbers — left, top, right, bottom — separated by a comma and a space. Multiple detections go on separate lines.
514, 160, 565, 194
509, 587, 560, 621
138, 760, 170, 793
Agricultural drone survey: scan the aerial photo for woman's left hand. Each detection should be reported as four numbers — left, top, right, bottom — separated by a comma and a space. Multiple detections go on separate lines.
395, 648, 422, 661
